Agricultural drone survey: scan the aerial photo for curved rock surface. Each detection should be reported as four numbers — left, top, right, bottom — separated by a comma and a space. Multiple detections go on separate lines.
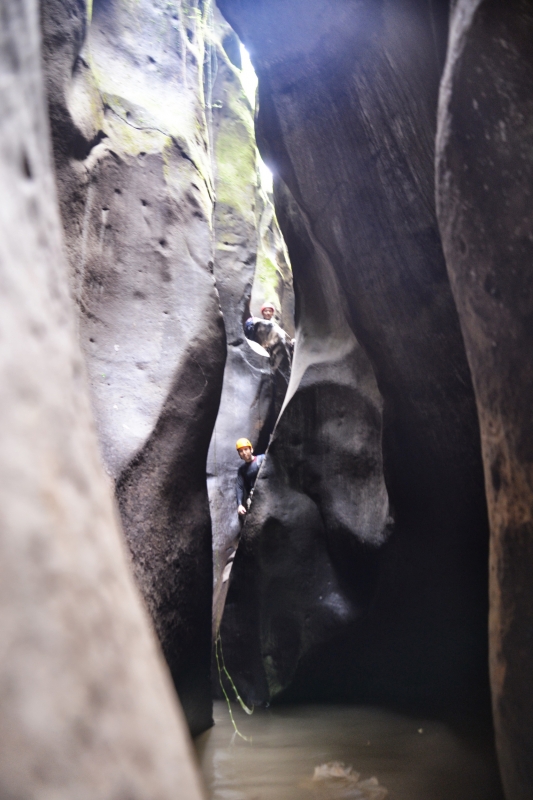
206, 10, 293, 636
0, 0, 204, 796
437, 3, 533, 797
250, 189, 295, 335
245, 317, 293, 435
221, 180, 391, 704
41, 0, 226, 734
218, 0, 491, 716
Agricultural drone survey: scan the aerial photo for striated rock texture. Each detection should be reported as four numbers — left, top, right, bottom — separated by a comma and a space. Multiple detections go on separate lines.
221, 180, 391, 704
218, 0, 492, 716
0, 0, 205, 796
206, 11, 293, 635
41, 0, 226, 734
437, 3, 533, 797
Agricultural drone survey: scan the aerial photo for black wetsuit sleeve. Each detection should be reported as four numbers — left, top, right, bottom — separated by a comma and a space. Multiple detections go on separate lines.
236, 467, 245, 506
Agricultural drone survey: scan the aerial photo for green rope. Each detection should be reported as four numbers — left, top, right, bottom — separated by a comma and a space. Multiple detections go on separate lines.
215, 634, 254, 742
217, 633, 254, 715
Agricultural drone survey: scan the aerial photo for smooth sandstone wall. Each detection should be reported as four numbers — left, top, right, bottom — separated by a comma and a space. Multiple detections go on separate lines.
437, 2, 533, 797
40, 0, 227, 734
218, 0, 490, 716
0, 0, 205, 795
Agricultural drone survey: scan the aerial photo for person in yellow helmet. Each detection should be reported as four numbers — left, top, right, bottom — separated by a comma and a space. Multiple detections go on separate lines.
235, 438, 265, 517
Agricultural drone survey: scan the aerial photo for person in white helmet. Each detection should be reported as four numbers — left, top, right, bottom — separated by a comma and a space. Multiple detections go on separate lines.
260, 301, 276, 320
244, 301, 277, 338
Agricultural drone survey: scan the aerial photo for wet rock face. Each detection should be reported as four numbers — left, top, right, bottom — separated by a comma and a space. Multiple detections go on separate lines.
206, 10, 294, 636
41, 0, 226, 734
208, 339, 272, 636
206, 19, 272, 633
250, 198, 294, 336
221, 181, 391, 704
0, 1, 204, 796
437, 3, 533, 797
245, 317, 293, 433
218, 0, 491, 714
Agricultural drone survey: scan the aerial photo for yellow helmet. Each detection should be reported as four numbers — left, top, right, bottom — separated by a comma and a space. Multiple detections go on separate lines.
236, 438, 252, 451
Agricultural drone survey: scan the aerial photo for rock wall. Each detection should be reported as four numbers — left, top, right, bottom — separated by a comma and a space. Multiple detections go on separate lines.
41, 0, 226, 734
218, 0, 492, 716
0, 0, 205, 795
250, 189, 294, 335
436, 2, 533, 797
206, 12, 271, 633
221, 179, 391, 704
245, 317, 293, 440
206, 10, 293, 635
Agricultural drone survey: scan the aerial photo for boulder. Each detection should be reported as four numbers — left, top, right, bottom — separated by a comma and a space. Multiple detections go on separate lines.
40, 0, 226, 734
0, 0, 204, 795
436, 2, 533, 796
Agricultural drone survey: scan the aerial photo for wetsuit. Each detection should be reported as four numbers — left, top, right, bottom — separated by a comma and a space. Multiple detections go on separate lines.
236, 454, 265, 508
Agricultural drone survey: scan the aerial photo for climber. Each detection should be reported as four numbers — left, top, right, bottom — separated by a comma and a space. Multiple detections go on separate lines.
235, 438, 265, 517
244, 301, 277, 336
260, 301, 276, 321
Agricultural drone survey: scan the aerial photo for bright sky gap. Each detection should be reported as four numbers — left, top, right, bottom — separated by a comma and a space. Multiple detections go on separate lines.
239, 43, 273, 193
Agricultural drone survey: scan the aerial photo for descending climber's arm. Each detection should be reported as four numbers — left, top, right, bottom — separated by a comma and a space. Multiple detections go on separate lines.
236, 468, 246, 515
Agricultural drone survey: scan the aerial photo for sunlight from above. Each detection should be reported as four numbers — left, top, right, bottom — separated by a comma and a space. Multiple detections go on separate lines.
239, 43, 257, 108
239, 43, 274, 194
258, 157, 273, 193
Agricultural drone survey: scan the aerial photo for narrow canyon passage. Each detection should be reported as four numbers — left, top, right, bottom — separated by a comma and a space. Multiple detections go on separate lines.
0, 0, 531, 798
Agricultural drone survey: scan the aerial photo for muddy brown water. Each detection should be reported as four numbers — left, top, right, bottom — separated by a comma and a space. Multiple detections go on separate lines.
195, 701, 503, 800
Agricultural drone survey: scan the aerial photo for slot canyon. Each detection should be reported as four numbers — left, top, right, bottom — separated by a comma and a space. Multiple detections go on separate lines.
0, 0, 531, 798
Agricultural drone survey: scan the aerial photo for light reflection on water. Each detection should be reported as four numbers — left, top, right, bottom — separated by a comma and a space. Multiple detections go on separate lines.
195, 701, 503, 800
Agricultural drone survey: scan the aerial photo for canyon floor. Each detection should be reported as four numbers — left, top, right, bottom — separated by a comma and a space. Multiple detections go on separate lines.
196, 702, 503, 800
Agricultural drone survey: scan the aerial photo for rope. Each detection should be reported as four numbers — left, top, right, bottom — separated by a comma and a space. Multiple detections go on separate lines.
215, 633, 254, 742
